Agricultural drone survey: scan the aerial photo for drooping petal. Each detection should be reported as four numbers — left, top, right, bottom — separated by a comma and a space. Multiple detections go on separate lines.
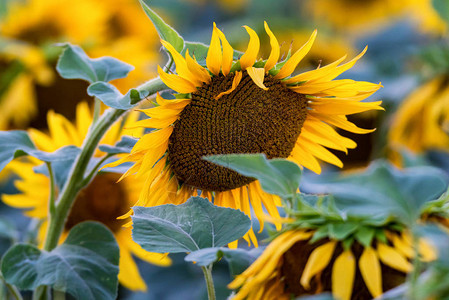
359, 247, 382, 298
264, 21, 280, 72
290, 142, 322, 174
284, 55, 347, 84
332, 250, 356, 300
246, 67, 268, 90
274, 29, 317, 79
206, 23, 222, 76
215, 71, 243, 99
239, 25, 260, 70
300, 240, 337, 289
299, 136, 343, 167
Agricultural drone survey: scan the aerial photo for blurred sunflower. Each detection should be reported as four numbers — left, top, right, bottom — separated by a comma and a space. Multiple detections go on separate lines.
304, 0, 446, 35
107, 22, 382, 246
389, 77, 449, 160
1, 103, 171, 291
229, 228, 435, 300
0, 0, 161, 129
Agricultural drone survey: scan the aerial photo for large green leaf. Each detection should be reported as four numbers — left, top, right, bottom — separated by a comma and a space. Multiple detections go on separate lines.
308, 160, 449, 226
56, 43, 134, 83
1, 222, 119, 300
0, 131, 80, 173
132, 197, 251, 253
87, 82, 142, 110
140, 0, 184, 52
184, 247, 259, 276
206, 153, 302, 198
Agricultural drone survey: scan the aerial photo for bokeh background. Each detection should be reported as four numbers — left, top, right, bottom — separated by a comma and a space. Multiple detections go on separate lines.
1, 0, 448, 299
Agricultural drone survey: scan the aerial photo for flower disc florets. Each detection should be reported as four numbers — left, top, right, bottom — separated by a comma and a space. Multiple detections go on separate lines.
168, 71, 308, 191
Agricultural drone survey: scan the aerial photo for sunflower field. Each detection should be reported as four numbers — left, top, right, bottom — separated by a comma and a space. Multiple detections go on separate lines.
0, 0, 449, 299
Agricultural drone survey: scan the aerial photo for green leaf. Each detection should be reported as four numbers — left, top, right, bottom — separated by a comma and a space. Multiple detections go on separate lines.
139, 0, 184, 52
1, 222, 119, 300
314, 160, 449, 226
56, 43, 134, 83
433, 0, 449, 24
0, 131, 80, 173
296, 293, 335, 300
184, 247, 258, 275
354, 227, 376, 248
328, 223, 358, 240
205, 153, 302, 198
132, 197, 251, 253
99, 136, 138, 155
87, 82, 141, 110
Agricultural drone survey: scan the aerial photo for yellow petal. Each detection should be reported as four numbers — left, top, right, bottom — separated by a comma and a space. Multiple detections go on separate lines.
274, 29, 317, 79
299, 136, 343, 168
315, 46, 368, 83
215, 71, 243, 99
185, 49, 211, 84
206, 23, 222, 76
239, 25, 260, 70
157, 65, 197, 93
264, 21, 280, 72
309, 100, 384, 115
116, 234, 147, 291
311, 114, 375, 134
160, 40, 203, 86
300, 240, 337, 289
289, 143, 322, 174
215, 25, 234, 76
377, 243, 412, 273
127, 116, 179, 129
419, 239, 437, 262
246, 67, 268, 90
332, 250, 355, 300
284, 55, 347, 84
359, 247, 382, 298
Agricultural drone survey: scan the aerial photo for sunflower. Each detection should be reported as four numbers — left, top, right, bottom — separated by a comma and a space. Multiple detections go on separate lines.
229, 228, 436, 300
0, 0, 161, 129
389, 77, 449, 160
107, 22, 382, 246
304, 0, 446, 35
1, 102, 171, 291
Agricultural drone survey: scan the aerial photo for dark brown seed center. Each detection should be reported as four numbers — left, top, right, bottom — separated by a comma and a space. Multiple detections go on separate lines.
167, 71, 308, 192
65, 173, 129, 233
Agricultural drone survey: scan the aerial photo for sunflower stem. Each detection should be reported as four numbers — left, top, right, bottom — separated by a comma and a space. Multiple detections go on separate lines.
34, 77, 166, 300
201, 265, 216, 300
80, 153, 115, 187
407, 231, 423, 300
93, 97, 101, 124
46, 162, 56, 218
0, 272, 23, 300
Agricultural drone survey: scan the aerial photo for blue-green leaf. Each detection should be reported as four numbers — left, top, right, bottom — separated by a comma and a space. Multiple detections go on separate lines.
87, 82, 142, 110
56, 43, 134, 83
185, 247, 259, 275
0, 131, 80, 173
99, 136, 138, 155
1, 222, 119, 300
140, 0, 184, 52
312, 160, 449, 226
205, 153, 302, 198
433, 0, 449, 24
132, 197, 251, 253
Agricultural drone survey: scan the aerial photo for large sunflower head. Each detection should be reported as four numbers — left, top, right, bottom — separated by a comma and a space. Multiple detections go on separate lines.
389, 76, 449, 160
228, 227, 435, 300
1, 103, 171, 291
110, 22, 383, 246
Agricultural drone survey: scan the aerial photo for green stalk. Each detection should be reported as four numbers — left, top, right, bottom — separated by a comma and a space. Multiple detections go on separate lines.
33, 77, 166, 300
201, 266, 216, 300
